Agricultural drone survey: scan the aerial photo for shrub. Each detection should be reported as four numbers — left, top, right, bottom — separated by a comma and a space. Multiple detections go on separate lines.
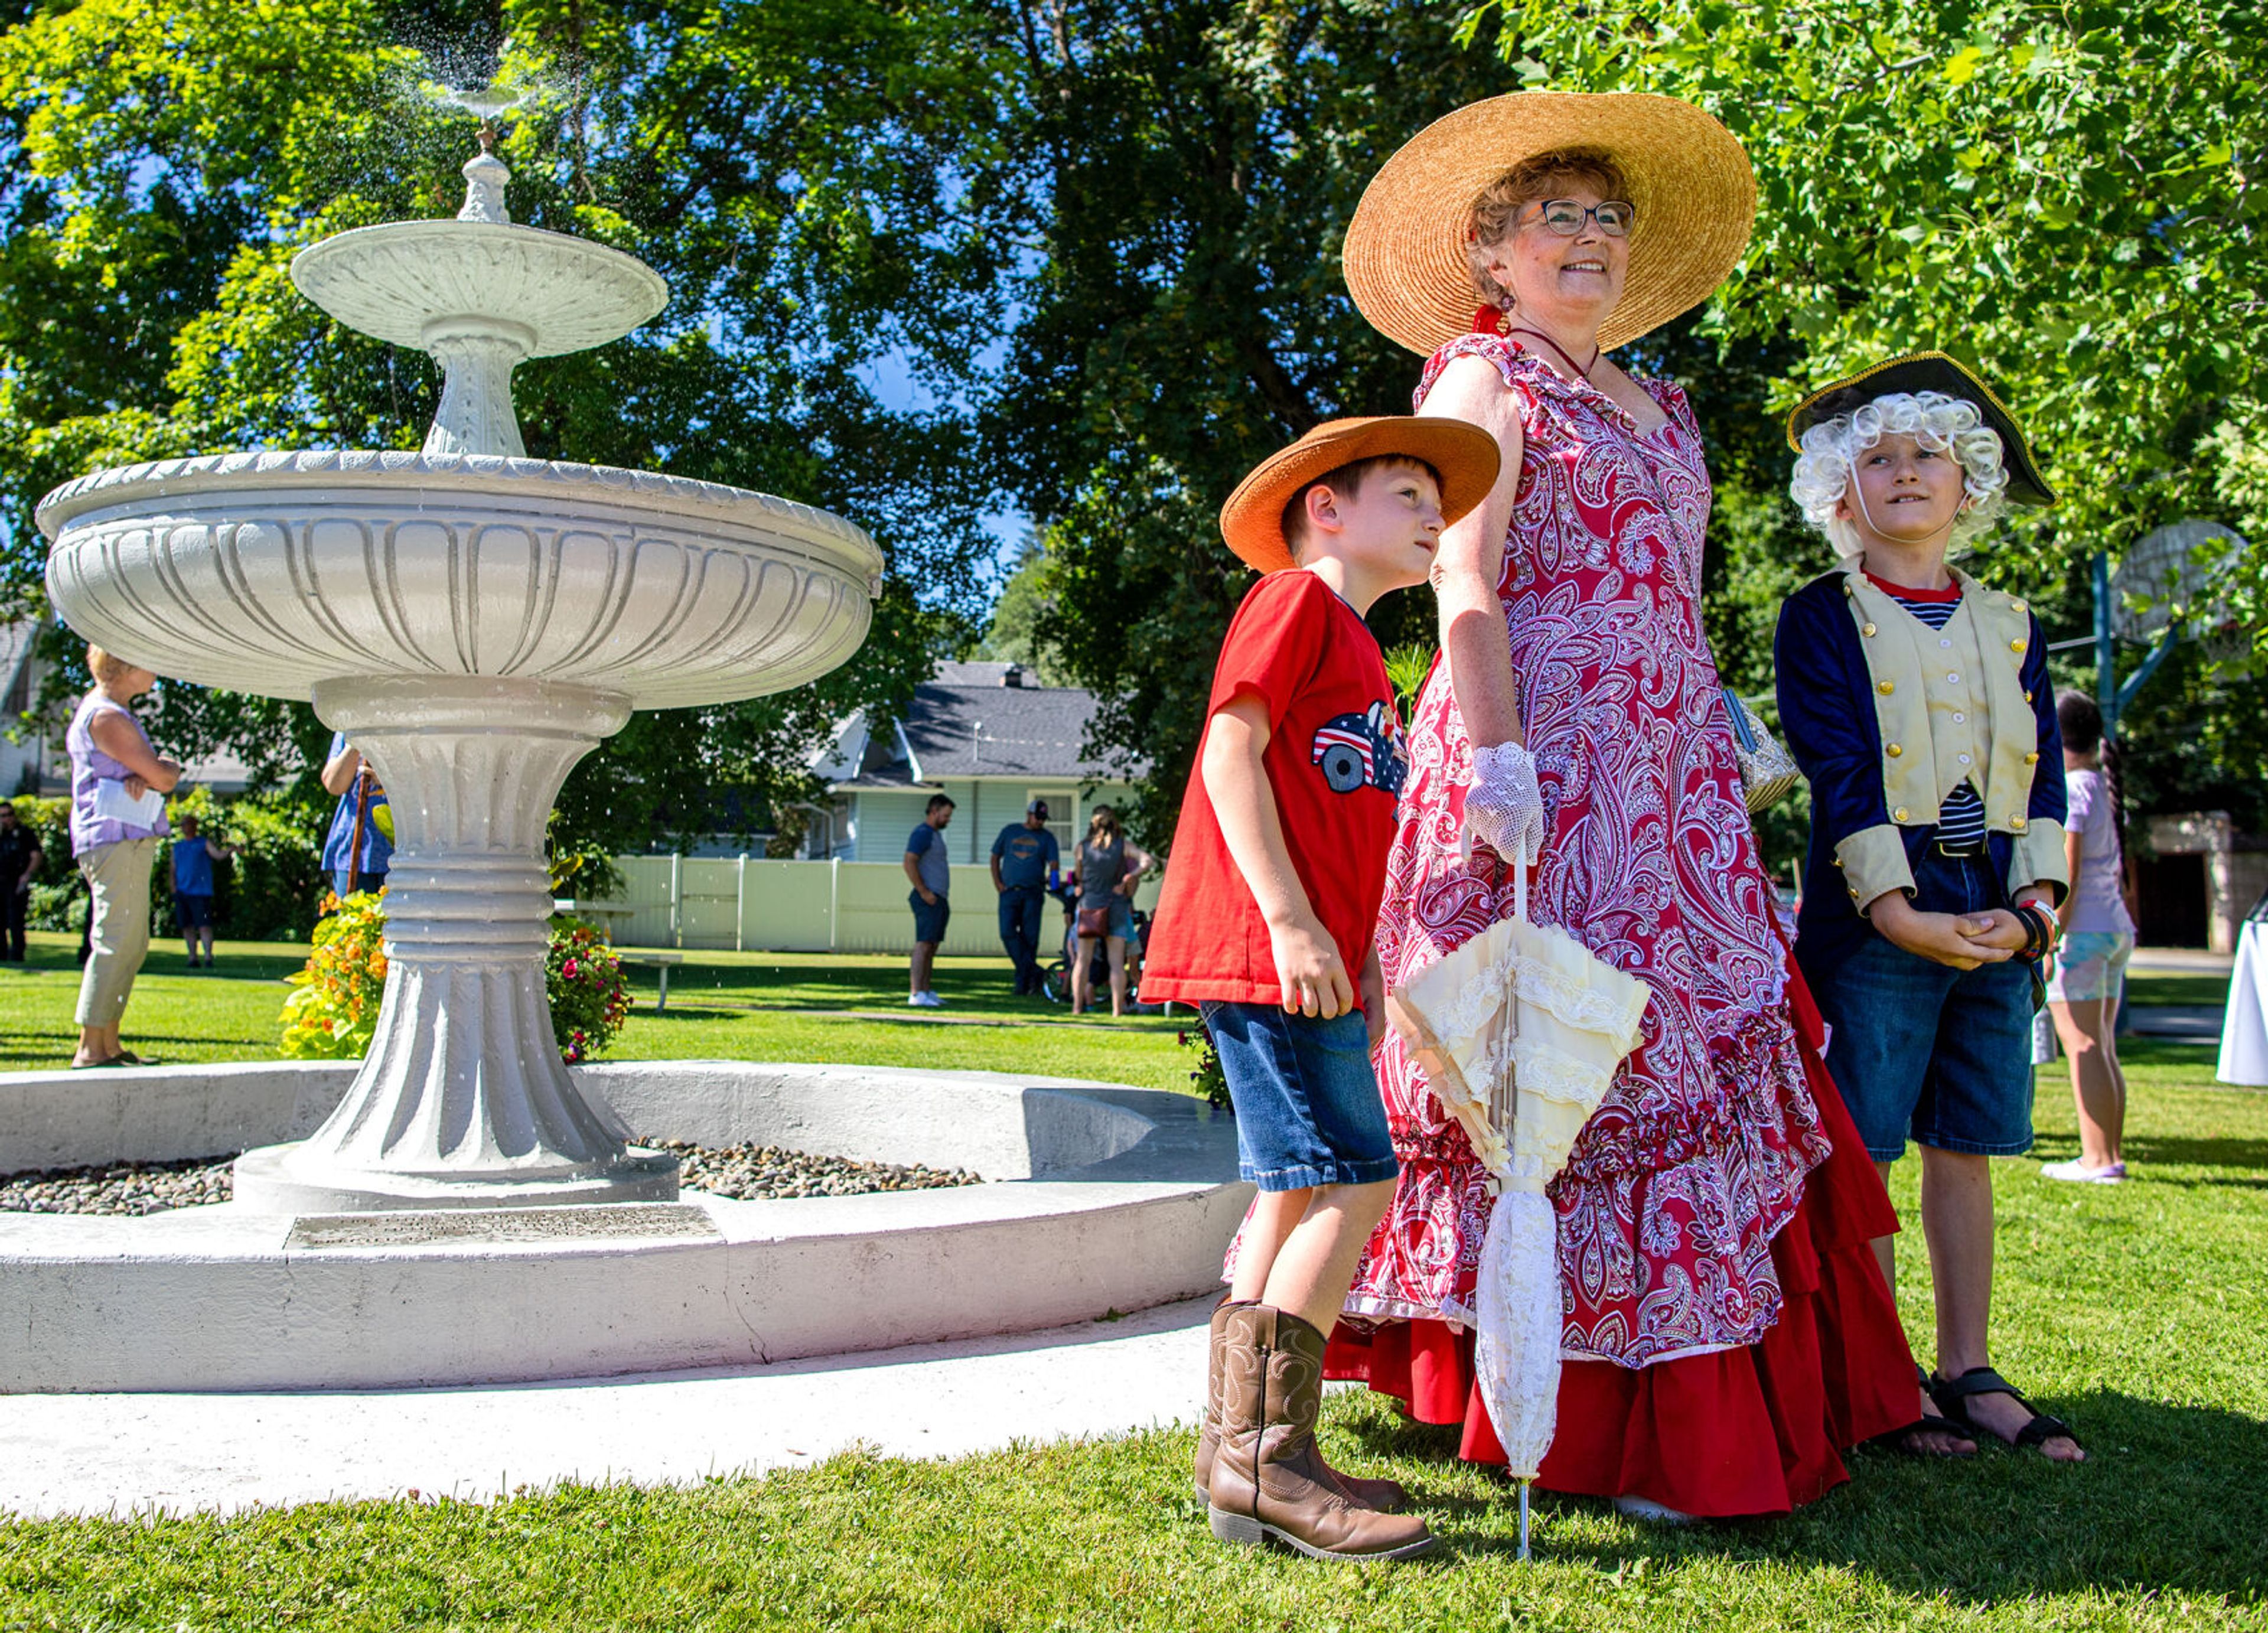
278, 890, 390, 1059
1179, 1024, 1230, 1112
279, 898, 633, 1065
546, 918, 633, 1065
17, 789, 331, 942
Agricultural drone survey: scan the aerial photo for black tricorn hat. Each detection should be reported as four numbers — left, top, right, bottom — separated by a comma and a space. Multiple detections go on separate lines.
1785, 350, 2054, 507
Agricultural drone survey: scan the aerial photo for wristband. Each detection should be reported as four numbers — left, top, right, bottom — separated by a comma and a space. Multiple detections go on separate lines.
2011, 903, 2054, 963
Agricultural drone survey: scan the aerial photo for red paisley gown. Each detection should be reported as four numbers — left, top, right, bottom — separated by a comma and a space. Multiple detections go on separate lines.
1318, 329, 1914, 1516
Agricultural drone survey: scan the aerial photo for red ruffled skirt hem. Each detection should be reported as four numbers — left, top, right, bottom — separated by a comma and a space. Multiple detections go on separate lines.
1325, 967, 1917, 1518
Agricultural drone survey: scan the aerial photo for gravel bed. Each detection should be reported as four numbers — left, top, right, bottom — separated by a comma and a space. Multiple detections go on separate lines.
0, 1156, 236, 1216
0, 1142, 980, 1216
643, 1139, 980, 1201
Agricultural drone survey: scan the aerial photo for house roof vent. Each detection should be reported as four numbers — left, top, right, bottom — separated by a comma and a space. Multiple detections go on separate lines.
1001, 663, 1025, 688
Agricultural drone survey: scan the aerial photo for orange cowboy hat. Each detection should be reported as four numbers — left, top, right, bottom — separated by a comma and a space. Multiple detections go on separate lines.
1343, 92, 1756, 356
1219, 415, 1501, 575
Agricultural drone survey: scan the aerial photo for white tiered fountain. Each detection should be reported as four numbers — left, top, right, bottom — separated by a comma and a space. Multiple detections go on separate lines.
0, 105, 1243, 1397
38, 122, 882, 1212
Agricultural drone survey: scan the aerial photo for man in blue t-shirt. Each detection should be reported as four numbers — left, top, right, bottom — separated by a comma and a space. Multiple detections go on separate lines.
169, 813, 234, 969
901, 793, 955, 1008
990, 798, 1060, 996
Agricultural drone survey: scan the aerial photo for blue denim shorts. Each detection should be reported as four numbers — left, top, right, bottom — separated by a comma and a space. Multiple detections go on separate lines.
1201, 1000, 1399, 1191
1812, 849, 2035, 1161
908, 889, 950, 944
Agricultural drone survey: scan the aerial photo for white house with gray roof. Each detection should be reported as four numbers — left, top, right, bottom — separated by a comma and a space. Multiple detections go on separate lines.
804, 660, 1145, 865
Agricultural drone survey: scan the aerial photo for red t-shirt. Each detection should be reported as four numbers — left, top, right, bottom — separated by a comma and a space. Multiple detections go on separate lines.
1139, 571, 1407, 1009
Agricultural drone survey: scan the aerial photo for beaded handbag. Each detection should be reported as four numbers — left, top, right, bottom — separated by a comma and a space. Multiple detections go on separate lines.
1721, 686, 1801, 813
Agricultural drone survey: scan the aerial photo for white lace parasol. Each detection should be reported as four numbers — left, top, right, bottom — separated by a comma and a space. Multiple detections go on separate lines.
1387, 858, 1649, 1555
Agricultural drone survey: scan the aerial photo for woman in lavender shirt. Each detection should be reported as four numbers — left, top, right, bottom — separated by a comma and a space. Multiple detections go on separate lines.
66, 646, 181, 1069
2042, 692, 2139, 1182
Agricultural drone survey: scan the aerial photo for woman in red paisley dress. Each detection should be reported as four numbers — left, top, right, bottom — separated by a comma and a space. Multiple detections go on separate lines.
1318, 93, 1944, 1520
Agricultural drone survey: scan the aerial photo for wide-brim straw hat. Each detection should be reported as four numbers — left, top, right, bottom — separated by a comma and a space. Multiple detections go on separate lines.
1220, 415, 1502, 575
1786, 350, 2055, 507
1344, 92, 1757, 356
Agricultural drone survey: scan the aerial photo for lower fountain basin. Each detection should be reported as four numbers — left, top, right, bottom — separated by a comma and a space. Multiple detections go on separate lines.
0, 1062, 1246, 1393
37, 450, 883, 709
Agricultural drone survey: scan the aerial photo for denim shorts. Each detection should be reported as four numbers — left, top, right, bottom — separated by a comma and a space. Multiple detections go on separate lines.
1200, 1000, 1399, 1191
1812, 849, 2036, 1161
2046, 931, 2133, 1004
1080, 896, 1136, 941
173, 892, 214, 929
908, 889, 950, 944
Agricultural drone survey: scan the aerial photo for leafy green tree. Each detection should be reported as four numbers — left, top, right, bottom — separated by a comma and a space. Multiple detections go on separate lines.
1476, 0, 2268, 599
967, 533, 1075, 687
0, 0, 1009, 854
976, 1, 1514, 839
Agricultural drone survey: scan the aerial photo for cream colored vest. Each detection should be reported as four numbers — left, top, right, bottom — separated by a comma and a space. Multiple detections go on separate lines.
1839, 568, 2044, 839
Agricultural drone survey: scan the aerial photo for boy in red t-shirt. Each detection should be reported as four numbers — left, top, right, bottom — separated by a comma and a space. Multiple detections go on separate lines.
1142, 415, 1497, 1561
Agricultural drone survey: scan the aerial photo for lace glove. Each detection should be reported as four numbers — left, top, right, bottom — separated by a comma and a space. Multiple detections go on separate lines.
1465, 741, 1545, 868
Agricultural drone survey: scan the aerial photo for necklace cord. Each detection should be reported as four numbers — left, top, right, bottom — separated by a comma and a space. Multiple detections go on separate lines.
1508, 325, 1602, 383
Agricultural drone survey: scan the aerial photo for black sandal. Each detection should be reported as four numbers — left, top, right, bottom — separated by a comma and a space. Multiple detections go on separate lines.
1929, 1367, 2084, 1457
1866, 1365, 1977, 1459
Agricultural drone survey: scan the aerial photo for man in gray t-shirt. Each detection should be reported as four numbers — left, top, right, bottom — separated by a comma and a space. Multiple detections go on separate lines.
901, 794, 955, 1008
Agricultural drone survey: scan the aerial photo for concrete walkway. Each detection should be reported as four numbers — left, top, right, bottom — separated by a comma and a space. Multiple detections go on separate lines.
0, 1295, 1219, 1519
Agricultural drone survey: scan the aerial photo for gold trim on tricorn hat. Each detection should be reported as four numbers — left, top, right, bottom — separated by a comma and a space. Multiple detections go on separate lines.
1786, 350, 2054, 506
1343, 92, 1757, 356
1220, 416, 1503, 575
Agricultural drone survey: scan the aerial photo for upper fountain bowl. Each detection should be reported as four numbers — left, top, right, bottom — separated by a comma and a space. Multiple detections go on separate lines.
36, 451, 884, 710
292, 221, 666, 360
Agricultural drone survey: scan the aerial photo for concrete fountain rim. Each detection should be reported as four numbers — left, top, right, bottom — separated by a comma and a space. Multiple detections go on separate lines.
0, 1059, 1248, 1391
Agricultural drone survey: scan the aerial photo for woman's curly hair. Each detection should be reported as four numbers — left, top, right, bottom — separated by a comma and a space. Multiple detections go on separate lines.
1788, 389, 2010, 562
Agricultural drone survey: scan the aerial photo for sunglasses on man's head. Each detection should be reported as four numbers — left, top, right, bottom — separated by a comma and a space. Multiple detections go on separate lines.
1527, 199, 1636, 237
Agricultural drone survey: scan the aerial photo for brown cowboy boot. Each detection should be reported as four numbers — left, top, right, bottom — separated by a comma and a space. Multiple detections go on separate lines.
1193, 1299, 1410, 1513
1207, 1305, 1436, 1560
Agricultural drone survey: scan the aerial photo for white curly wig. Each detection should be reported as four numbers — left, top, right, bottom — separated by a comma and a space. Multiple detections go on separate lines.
1789, 389, 2010, 562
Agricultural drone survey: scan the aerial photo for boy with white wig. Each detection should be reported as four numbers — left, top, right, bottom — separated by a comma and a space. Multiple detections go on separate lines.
1775, 352, 2086, 1465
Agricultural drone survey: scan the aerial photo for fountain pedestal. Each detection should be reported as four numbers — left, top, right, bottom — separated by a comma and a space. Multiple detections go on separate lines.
233, 676, 677, 1212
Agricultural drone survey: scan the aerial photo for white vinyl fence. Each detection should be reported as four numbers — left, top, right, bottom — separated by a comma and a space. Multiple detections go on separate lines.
597, 857, 1164, 957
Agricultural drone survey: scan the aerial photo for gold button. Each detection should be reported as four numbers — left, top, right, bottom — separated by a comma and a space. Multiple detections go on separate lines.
2012, 599, 2028, 614
2025, 751, 2039, 765
1862, 622, 1878, 637
2012, 639, 2027, 653
2025, 690, 2035, 702
1878, 680, 1895, 696
1833, 858, 1845, 868
1843, 582, 1855, 597
2012, 817, 2028, 832
1886, 743, 1903, 758
1893, 806, 1909, 823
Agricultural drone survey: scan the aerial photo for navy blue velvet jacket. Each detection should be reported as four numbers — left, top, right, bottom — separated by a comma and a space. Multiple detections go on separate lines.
1774, 569, 2067, 976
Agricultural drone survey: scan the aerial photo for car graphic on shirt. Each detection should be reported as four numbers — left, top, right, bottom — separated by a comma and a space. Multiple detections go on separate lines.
1312, 702, 1408, 797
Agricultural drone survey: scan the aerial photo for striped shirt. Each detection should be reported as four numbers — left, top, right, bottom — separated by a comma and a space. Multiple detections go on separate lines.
1871, 575, 1987, 852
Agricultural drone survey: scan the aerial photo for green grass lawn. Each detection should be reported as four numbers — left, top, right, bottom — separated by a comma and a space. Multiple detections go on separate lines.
0, 933, 1203, 1093
0, 937, 2261, 1629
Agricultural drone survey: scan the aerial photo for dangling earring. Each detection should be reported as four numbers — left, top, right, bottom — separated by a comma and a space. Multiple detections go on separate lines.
1495, 287, 1515, 335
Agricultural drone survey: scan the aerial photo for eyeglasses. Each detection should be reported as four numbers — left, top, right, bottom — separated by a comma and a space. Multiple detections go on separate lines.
1526, 199, 1636, 238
